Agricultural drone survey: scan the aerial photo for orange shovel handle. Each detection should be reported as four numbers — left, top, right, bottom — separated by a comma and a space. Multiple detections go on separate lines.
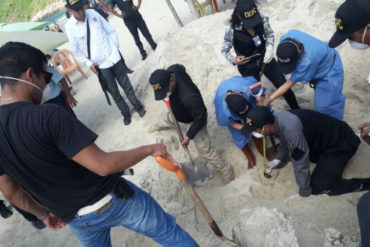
155, 156, 186, 180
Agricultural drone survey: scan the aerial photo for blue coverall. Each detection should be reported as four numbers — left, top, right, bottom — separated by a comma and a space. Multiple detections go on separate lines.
281, 30, 345, 120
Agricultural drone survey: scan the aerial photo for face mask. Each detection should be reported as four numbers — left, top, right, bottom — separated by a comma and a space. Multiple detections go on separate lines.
251, 126, 265, 138
165, 92, 172, 99
0, 76, 44, 103
349, 26, 369, 50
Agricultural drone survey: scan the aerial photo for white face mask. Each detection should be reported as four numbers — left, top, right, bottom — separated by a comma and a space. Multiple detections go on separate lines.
252, 126, 265, 138
348, 26, 369, 50
0, 75, 45, 103
165, 92, 172, 99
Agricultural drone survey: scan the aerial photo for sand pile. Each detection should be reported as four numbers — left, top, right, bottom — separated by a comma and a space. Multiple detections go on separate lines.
0, 0, 369, 246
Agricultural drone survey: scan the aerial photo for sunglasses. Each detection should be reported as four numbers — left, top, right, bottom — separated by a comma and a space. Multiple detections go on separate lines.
41, 71, 53, 85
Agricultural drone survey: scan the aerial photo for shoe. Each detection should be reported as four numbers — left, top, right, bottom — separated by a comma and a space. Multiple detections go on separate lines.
148, 124, 170, 133
136, 107, 146, 117
151, 43, 157, 51
123, 115, 131, 125
141, 52, 147, 60
0, 202, 12, 219
126, 68, 134, 74
31, 220, 46, 230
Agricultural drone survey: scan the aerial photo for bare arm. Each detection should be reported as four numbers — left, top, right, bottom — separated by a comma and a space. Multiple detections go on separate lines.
262, 80, 295, 106
230, 121, 243, 130
60, 78, 78, 108
133, 0, 142, 9
108, 6, 124, 18
72, 143, 166, 176
0, 174, 66, 230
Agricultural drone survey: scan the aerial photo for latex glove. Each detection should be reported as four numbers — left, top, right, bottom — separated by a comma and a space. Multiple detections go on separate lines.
267, 159, 281, 169
263, 46, 274, 64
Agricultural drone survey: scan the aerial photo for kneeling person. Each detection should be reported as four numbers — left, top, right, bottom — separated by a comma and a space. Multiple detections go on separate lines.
241, 106, 370, 197
149, 65, 235, 184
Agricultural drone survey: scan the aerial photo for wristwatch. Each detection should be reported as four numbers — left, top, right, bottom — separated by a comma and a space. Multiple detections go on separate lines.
38, 209, 50, 221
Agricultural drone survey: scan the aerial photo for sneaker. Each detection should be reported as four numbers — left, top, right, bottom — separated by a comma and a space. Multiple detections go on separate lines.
141, 52, 147, 61
123, 115, 131, 125
0, 203, 12, 219
136, 107, 146, 117
31, 220, 46, 230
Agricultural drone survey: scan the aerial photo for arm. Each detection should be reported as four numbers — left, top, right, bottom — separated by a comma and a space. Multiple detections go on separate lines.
108, 6, 124, 18
72, 143, 166, 176
262, 80, 294, 106
0, 174, 66, 230
60, 78, 78, 108
98, 12, 120, 47
133, 0, 142, 9
359, 122, 370, 146
230, 121, 243, 130
65, 27, 94, 68
221, 26, 236, 64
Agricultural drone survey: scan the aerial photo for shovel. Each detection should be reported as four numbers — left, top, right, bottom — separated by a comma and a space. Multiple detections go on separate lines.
155, 154, 243, 247
162, 99, 211, 184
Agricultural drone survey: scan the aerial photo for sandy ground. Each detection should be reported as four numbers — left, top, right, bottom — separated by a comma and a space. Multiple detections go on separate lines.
0, 0, 369, 246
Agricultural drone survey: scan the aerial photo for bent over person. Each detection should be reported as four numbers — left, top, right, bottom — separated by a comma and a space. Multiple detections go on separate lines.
0, 42, 198, 247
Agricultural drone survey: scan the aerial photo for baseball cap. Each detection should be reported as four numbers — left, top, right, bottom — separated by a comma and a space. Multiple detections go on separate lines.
66, 0, 84, 11
225, 93, 252, 118
276, 39, 301, 74
236, 0, 262, 28
241, 106, 274, 135
329, 0, 370, 48
149, 69, 171, 101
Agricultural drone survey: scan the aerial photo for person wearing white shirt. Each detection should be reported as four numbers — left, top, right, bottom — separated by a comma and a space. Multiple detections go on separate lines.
65, 0, 145, 125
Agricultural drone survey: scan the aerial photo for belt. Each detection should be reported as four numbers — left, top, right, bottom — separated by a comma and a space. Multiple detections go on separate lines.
77, 194, 112, 216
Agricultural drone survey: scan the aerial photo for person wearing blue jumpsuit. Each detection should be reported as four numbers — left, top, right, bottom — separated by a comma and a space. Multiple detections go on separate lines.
262, 30, 345, 120
214, 76, 266, 169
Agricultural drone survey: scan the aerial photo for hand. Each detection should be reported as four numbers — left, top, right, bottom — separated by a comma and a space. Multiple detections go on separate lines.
43, 213, 66, 231
181, 136, 190, 147
66, 94, 78, 108
263, 46, 274, 64
232, 56, 250, 65
120, 12, 126, 18
90, 63, 99, 75
149, 144, 167, 157
132, 5, 140, 10
359, 122, 370, 146
260, 96, 271, 106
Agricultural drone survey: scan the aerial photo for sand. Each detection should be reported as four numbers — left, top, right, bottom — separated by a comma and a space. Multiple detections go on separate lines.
0, 0, 369, 246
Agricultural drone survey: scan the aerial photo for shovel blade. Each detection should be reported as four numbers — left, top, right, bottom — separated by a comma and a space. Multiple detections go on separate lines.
179, 158, 212, 184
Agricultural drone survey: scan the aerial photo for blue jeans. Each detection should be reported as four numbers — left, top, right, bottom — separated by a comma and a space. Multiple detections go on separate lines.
358, 192, 370, 247
69, 181, 198, 247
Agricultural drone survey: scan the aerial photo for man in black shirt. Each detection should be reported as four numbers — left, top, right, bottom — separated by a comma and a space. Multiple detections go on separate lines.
149, 65, 235, 184
239, 106, 370, 197
0, 42, 198, 246
109, 0, 157, 60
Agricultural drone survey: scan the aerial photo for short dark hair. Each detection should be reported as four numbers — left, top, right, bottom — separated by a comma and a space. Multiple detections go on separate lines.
0, 42, 47, 87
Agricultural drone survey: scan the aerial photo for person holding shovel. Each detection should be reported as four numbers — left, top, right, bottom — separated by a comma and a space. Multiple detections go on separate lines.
241, 106, 370, 197
221, 0, 299, 110
262, 30, 345, 121
148, 64, 235, 184
214, 76, 274, 169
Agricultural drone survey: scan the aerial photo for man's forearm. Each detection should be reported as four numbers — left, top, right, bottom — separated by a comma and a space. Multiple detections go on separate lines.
60, 79, 72, 97
0, 175, 46, 219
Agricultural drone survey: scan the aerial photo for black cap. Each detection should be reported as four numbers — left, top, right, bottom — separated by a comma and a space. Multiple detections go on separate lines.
149, 69, 171, 101
329, 0, 370, 48
236, 0, 262, 28
66, 0, 84, 11
241, 106, 274, 135
276, 39, 300, 74
225, 93, 252, 118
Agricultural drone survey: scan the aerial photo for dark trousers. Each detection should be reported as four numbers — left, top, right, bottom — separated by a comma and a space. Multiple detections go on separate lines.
358, 192, 370, 247
238, 58, 299, 109
311, 150, 370, 196
100, 59, 142, 117
45, 91, 76, 117
12, 204, 39, 222
124, 16, 156, 55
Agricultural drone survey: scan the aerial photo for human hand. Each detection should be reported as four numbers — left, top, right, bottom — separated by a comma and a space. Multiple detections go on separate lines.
149, 144, 167, 157
90, 63, 99, 75
263, 46, 274, 64
359, 122, 370, 146
181, 136, 190, 147
120, 12, 126, 18
232, 56, 250, 65
66, 94, 78, 108
260, 96, 271, 106
43, 213, 66, 231
132, 5, 140, 10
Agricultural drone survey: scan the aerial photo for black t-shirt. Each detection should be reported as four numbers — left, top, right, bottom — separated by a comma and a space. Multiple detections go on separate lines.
110, 0, 140, 20
0, 102, 121, 222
